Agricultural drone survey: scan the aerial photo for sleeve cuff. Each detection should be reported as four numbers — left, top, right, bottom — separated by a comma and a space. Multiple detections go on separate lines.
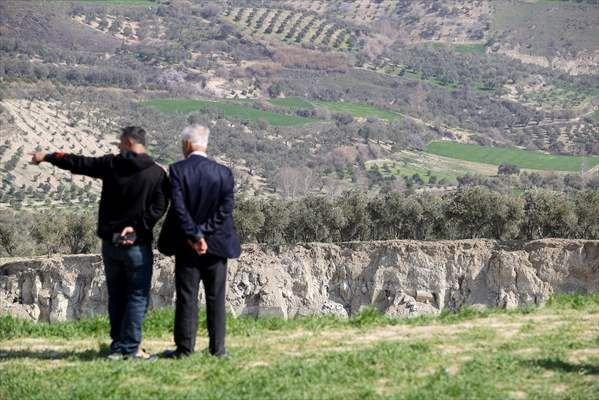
44, 152, 66, 162
188, 230, 204, 242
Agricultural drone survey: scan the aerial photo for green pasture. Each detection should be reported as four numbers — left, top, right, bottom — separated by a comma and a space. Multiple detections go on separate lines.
267, 97, 315, 110
141, 99, 318, 126
425, 141, 599, 172
312, 100, 401, 121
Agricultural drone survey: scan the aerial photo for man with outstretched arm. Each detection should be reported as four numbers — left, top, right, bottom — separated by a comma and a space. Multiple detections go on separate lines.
31, 126, 169, 361
158, 124, 241, 358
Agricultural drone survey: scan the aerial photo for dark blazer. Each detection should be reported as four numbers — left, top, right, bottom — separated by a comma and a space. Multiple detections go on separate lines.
158, 154, 241, 259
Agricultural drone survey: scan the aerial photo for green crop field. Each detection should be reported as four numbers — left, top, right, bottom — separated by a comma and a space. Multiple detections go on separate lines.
268, 97, 315, 110
0, 294, 597, 399
313, 100, 401, 121
141, 99, 318, 126
425, 141, 599, 172
453, 43, 487, 54
141, 98, 403, 126
268, 98, 401, 121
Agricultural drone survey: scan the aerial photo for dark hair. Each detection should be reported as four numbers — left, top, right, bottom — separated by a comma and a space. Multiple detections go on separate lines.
120, 126, 146, 146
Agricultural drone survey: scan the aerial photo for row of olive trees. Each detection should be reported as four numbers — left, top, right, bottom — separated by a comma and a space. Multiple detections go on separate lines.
233, 188, 599, 244
1, 188, 597, 257
0, 208, 97, 257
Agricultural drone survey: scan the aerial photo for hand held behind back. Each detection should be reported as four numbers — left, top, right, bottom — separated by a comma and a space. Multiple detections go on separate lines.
188, 238, 208, 256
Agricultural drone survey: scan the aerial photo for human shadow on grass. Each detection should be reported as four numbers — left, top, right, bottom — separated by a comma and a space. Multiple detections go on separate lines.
0, 343, 110, 362
524, 358, 599, 376
0, 345, 225, 362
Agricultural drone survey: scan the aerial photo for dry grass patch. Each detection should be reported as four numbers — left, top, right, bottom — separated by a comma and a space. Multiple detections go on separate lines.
567, 348, 599, 364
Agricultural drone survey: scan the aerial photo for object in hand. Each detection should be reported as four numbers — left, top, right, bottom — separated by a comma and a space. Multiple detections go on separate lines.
113, 232, 137, 245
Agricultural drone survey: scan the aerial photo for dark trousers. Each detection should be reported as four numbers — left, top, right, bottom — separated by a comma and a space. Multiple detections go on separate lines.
101, 240, 153, 355
174, 251, 228, 355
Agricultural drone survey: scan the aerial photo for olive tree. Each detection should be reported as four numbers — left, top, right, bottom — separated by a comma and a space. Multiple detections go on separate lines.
522, 190, 577, 239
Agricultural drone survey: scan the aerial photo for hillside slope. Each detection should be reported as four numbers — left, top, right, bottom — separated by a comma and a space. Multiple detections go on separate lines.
0, 0, 597, 205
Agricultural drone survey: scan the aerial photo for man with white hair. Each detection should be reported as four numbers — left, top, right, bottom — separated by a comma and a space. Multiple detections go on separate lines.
158, 124, 241, 358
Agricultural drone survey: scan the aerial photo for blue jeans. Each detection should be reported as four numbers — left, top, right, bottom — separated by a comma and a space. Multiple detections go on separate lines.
101, 240, 153, 355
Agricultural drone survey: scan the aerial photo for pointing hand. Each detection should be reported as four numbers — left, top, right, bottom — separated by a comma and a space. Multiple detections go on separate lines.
29, 152, 45, 165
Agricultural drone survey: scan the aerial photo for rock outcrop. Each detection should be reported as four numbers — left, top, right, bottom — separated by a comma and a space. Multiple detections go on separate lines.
1, 239, 597, 322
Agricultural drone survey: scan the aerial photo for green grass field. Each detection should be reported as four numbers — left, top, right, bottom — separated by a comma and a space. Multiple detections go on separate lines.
267, 97, 315, 110
269, 97, 401, 120
141, 97, 402, 126
453, 43, 487, 54
141, 99, 318, 127
366, 159, 460, 185
426, 141, 599, 172
313, 100, 401, 121
0, 294, 597, 399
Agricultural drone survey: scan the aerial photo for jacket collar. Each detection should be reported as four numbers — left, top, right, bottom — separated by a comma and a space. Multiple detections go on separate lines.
188, 151, 207, 158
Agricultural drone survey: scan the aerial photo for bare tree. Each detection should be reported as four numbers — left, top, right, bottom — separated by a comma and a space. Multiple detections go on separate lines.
275, 167, 316, 199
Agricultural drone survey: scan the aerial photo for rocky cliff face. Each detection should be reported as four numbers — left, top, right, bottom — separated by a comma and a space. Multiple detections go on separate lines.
1, 239, 597, 322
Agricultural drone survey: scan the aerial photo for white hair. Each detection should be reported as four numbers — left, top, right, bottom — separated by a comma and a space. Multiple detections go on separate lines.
181, 124, 210, 148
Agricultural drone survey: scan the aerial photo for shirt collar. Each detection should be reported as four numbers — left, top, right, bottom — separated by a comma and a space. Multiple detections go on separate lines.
188, 151, 207, 158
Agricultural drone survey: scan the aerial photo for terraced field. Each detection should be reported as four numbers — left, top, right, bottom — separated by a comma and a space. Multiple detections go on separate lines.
0, 99, 113, 208
426, 141, 599, 172
283, 0, 396, 24
223, 7, 362, 51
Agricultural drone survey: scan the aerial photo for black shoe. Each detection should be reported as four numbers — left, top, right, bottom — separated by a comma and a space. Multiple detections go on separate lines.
213, 349, 229, 358
162, 349, 190, 359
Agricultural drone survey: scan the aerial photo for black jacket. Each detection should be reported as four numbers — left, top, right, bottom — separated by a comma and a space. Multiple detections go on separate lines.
45, 151, 169, 243
158, 154, 241, 259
